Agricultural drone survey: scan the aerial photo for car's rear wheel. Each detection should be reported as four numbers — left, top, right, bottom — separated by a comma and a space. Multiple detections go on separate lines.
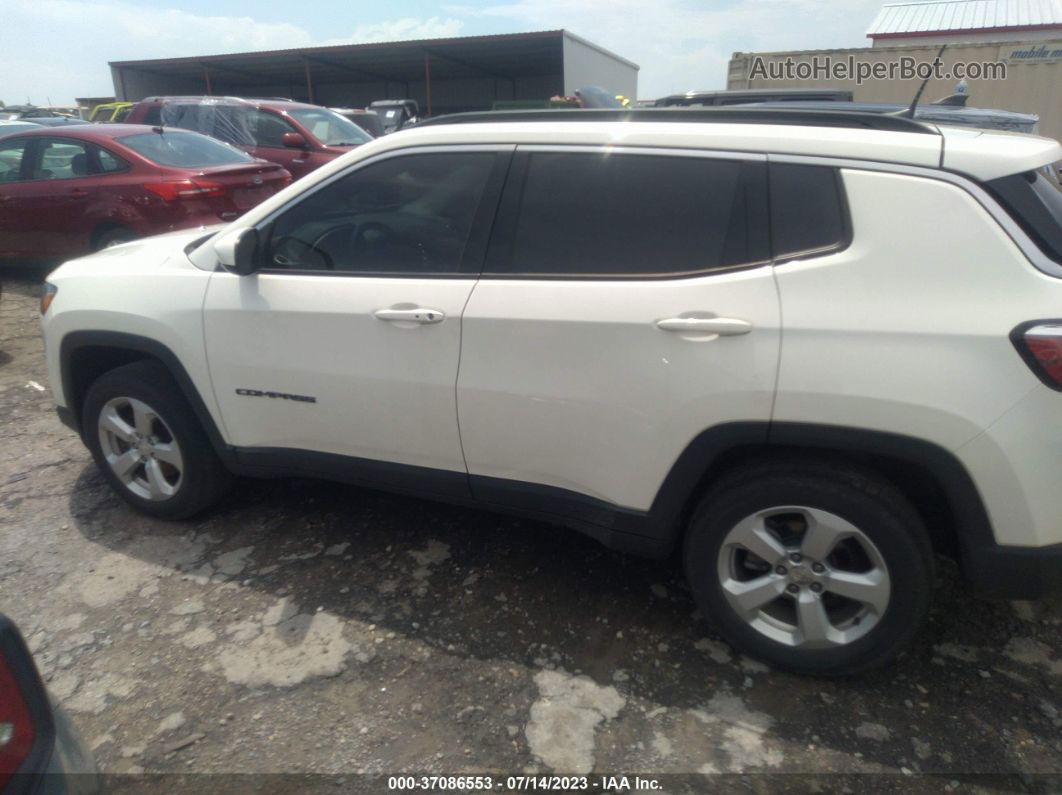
82, 361, 232, 519
684, 460, 933, 676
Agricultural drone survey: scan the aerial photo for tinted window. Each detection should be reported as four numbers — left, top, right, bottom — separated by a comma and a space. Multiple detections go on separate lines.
118, 131, 253, 167
264, 152, 495, 274
985, 170, 1062, 265
37, 138, 92, 180
490, 152, 756, 276
249, 110, 297, 147
0, 139, 28, 182
142, 106, 163, 126
769, 163, 846, 259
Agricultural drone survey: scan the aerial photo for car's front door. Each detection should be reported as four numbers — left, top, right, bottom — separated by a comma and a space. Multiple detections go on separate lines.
202, 146, 510, 493
0, 137, 33, 257
456, 147, 781, 517
246, 110, 311, 179
21, 137, 100, 257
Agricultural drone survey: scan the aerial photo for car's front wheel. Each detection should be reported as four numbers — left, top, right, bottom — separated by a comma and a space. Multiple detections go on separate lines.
684, 460, 933, 676
82, 361, 232, 519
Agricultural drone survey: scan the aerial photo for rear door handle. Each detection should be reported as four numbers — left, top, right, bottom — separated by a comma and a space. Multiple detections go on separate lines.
374, 307, 445, 324
656, 317, 752, 335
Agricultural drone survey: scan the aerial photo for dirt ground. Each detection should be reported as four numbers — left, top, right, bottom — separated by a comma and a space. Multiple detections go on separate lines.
1, 265, 1061, 793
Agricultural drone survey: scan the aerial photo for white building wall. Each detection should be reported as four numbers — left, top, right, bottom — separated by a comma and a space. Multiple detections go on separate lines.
562, 31, 638, 98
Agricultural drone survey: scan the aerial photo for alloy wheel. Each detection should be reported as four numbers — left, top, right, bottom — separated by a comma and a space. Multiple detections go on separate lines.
97, 396, 184, 501
716, 506, 891, 649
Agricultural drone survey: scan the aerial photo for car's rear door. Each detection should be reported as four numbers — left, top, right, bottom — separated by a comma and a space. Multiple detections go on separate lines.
456, 146, 781, 519
202, 146, 511, 496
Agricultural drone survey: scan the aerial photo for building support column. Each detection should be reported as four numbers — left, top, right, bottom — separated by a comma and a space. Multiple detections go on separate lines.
304, 59, 315, 104
424, 52, 433, 117
202, 65, 213, 95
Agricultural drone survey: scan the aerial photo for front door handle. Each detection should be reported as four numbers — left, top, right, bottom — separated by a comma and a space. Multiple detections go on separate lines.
656, 317, 752, 335
374, 307, 445, 324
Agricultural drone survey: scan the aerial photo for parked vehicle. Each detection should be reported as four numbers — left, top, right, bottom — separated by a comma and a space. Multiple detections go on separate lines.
330, 108, 383, 138
126, 97, 372, 180
17, 117, 89, 128
0, 124, 290, 261
367, 99, 419, 133
0, 121, 43, 136
0, 106, 74, 121
0, 613, 100, 792
40, 107, 1062, 675
87, 102, 134, 123
655, 88, 853, 107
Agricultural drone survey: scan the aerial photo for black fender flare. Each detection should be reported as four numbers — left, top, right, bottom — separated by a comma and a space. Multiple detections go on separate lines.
58, 330, 236, 467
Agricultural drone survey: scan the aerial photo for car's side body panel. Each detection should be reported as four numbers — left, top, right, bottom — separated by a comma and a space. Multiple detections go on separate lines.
772, 166, 1062, 547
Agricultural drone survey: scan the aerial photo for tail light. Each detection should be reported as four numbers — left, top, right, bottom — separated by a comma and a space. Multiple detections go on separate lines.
0, 615, 54, 791
1014, 323, 1062, 390
143, 179, 226, 201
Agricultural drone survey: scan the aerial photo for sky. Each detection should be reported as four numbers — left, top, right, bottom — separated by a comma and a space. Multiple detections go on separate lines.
1, 0, 888, 106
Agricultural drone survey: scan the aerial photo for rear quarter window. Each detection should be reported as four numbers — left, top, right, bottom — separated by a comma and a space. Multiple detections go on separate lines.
769, 163, 848, 260
984, 170, 1062, 265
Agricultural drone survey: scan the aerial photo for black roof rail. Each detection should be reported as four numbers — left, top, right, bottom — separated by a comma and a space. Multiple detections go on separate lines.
415, 107, 940, 135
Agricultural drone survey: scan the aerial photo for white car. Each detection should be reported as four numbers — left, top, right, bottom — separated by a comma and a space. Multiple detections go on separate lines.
39, 108, 1062, 675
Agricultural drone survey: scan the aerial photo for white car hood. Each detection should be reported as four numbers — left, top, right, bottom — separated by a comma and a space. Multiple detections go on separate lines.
50, 226, 225, 281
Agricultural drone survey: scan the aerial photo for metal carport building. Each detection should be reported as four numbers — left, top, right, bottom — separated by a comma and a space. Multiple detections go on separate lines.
109, 30, 638, 116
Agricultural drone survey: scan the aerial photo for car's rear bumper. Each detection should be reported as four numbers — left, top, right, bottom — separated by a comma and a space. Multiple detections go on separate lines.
962, 541, 1062, 599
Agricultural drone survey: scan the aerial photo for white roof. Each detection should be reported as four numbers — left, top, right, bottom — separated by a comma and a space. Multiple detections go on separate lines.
867, 0, 1062, 36
377, 119, 1061, 181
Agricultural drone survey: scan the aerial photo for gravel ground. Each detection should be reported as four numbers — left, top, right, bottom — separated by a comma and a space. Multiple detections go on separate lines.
1, 265, 1061, 793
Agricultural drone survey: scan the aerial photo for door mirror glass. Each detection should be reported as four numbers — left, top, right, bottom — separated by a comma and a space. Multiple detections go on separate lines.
282, 132, 308, 149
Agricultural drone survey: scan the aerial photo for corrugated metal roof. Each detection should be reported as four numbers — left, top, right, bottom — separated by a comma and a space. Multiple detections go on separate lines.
867, 0, 1062, 36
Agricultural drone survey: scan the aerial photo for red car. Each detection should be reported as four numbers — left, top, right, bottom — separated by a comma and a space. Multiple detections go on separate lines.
125, 97, 373, 180
0, 125, 290, 261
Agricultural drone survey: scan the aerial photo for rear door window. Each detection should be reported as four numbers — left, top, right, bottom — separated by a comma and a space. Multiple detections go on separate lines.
485, 150, 767, 277
35, 138, 93, 180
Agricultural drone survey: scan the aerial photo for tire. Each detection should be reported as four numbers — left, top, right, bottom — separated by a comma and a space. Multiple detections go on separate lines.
684, 458, 933, 676
81, 360, 233, 519
94, 227, 136, 250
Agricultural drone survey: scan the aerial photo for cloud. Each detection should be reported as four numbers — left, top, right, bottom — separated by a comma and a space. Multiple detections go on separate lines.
449, 0, 885, 98
349, 17, 465, 44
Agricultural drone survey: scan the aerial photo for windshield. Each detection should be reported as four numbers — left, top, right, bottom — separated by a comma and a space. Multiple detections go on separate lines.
118, 130, 254, 167
287, 108, 372, 147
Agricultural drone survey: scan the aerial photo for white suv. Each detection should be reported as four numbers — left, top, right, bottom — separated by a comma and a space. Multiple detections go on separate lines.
39, 108, 1062, 675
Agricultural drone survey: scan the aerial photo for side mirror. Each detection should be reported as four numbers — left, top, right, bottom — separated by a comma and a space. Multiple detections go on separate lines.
216, 227, 260, 276
232, 227, 260, 275
282, 132, 308, 149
